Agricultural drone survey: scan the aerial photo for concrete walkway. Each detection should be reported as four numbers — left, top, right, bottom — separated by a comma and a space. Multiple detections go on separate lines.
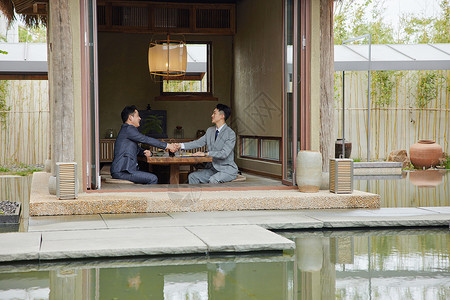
1, 207, 449, 263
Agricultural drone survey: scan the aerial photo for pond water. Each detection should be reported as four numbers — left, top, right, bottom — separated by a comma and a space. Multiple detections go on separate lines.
0, 228, 448, 299
355, 170, 449, 207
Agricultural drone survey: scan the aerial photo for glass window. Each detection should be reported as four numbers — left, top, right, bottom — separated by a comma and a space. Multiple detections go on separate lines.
242, 137, 258, 157
260, 139, 280, 161
162, 43, 209, 93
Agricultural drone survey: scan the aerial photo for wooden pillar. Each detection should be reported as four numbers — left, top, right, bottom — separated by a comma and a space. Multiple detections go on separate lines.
48, 0, 75, 175
319, 0, 334, 172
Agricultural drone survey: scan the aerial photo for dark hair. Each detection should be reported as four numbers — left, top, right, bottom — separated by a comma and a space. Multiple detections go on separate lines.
216, 103, 231, 121
121, 105, 138, 123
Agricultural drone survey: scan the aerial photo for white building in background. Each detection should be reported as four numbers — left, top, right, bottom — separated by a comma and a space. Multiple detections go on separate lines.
0, 14, 19, 43
0, 14, 47, 77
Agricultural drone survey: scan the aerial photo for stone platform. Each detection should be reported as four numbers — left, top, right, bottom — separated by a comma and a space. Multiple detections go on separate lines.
30, 172, 380, 216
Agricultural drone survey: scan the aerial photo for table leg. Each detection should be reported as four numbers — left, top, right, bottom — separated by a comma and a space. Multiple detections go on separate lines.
170, 164, 180, 184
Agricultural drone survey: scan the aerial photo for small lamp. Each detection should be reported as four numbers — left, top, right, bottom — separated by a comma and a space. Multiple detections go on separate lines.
148, 34, 187, 78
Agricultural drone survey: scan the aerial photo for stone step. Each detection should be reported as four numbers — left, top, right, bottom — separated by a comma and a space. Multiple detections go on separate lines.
353, 162, 403, 175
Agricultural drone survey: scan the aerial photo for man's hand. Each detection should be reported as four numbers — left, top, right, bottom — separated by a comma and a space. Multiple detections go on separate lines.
144, 150, 152, 157
166, 143, 178, 153
174, 143, 181, 151
193, 151, 206, 157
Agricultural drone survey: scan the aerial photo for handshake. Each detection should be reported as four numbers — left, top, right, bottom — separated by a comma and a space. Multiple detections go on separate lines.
166, 143, 181, 153
165, 143, 207, 157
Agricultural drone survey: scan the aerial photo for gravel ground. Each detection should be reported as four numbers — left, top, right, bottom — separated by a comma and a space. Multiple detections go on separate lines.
0, 201, 20, 215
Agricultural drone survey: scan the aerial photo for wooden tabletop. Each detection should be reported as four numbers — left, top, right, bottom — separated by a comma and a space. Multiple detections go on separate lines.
147, 156, 212, 165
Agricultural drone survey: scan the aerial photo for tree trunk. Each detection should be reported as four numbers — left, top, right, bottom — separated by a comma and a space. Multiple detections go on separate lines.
48, 0, 75, 175
319, 0, 334, 172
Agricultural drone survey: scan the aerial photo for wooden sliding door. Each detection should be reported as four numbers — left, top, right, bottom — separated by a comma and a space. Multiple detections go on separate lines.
282, 0, 310, 185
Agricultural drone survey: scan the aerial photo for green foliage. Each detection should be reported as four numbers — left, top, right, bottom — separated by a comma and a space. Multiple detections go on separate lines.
400, 0, 450, 43
432, 0, 450, 43
353, 157, 362, 162
403, 163, 415, 171
0, 34, 7, 57
0, 164, 42, 175
416, 72, 440, 108
334, 0, 450, 110
334, 0, 394, 45
18, 25, 46, 43
443, 155, 450, 169
371, 71, 395, 106
0, 80, 10, 127
17, 162, 28, 169
140, 114, 163, 136
399, 15, 434, 44
334, 72, 343, 103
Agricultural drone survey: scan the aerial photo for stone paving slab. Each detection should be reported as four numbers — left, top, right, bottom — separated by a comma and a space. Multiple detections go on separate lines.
105, 211, 324, 230
354, 162, 402, 168
186, 225, 295, 252
39, 227, 207, 260
419, 207, 450, 214
365, 207, 441, 216
168, 210, 324, 227
28, 214, 107, 232
302, 212, 450, 228
101, 213, 176, 229
169, 211, 323, 230
0, 232, 41, 262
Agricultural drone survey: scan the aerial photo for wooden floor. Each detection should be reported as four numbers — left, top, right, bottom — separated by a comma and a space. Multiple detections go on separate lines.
100, 172, 284, 191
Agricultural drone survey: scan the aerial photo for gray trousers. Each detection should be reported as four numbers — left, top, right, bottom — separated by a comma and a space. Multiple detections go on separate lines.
188, 168, 236, 184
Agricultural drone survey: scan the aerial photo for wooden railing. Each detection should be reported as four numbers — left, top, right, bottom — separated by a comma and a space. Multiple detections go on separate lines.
97, 0, 235, 35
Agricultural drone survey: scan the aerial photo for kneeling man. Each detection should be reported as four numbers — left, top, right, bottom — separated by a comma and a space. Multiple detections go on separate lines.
111, 105, 177, 184
180, 104, 238, 184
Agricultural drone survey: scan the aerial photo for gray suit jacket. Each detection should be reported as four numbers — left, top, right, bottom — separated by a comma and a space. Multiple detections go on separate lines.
111, 123, 167, 174
184, 124, 238, 175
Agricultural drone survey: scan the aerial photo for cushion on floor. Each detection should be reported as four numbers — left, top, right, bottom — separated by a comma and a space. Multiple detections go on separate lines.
100, 164, 111, 175
232, 174, 246, 182
104, 178, 135, 184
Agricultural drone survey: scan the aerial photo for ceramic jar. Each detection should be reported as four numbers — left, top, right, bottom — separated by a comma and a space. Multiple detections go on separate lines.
296, 151, 322, 193
410, 140, 443, 169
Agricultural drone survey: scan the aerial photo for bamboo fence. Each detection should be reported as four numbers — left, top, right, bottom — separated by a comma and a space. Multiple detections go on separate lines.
335, 70, 450, 161
0, 80, 50, 165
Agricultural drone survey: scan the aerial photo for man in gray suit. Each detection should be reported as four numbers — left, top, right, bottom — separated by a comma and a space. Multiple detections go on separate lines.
178, 104, 238, 184
111, 105, 177, 184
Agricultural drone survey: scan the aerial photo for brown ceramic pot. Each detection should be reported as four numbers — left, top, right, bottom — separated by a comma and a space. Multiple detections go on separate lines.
409, 170, 443, 187
335, 139, 352, 159
409, 140, 443, 169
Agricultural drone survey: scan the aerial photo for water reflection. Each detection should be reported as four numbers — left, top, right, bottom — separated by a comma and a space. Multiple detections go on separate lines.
286, 229, 450, 300
0, 229, 448, 299
355, 170, 449, 207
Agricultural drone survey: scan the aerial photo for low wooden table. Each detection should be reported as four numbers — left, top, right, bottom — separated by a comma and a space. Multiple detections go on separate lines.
147, 156, 213, 184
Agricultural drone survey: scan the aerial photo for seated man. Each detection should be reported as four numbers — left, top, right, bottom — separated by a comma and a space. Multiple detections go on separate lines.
111, 105, 177, 184
179, 104, 238, 184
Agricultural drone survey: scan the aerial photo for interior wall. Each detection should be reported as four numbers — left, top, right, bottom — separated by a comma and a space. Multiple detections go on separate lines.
233, 0, 283, 176
98, 33, 232, 139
